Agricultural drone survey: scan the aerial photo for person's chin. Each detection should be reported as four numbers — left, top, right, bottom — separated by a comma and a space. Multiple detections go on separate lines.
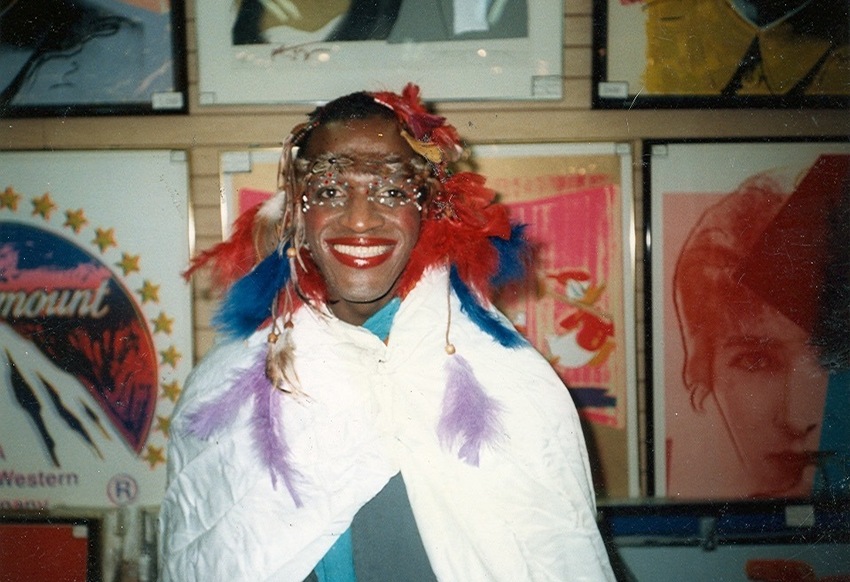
753, 452, 818, 497
335, 263, 406, 299
334, 273, 399, 305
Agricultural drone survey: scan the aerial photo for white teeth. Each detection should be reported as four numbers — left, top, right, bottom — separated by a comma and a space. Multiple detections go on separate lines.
333, 244, 392, 258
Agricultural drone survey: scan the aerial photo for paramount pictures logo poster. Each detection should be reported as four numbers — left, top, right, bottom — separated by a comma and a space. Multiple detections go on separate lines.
0, 150, 192, 509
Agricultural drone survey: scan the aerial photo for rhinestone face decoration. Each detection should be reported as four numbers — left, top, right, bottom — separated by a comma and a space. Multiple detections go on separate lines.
296, 154, 432, 213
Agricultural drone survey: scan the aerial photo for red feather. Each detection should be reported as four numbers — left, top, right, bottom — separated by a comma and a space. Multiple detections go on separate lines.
374, 83, 462, 165
398, 171, 512, 301
183, 203, 261, 291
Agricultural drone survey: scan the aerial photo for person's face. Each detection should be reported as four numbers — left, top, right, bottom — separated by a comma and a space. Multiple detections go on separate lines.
710, 294, 828, 497
299, 116, 428, 325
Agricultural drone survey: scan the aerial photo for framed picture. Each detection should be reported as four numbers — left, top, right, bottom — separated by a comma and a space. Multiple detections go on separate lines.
195, 0, 563, 104
0, 0, 188, 117
645, 138, 850, 500
470, 142, 638, 498
592, 0, 850, 109
220, 142, 640, 498
219, 148, 281, 235
0, 515, 102, 582
0, 150, 192, 508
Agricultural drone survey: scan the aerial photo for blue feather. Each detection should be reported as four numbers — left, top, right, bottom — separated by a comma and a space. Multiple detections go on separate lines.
213, 246, 291, 339
490, 222, 530, 287
450, 266, 526, 348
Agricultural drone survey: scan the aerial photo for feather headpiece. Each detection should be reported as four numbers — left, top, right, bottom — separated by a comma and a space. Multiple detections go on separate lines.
187, 83, 528, 330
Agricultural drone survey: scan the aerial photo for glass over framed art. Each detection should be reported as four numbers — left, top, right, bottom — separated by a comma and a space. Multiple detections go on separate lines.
0, 150, 193, 508
0, 0, 188, 117
644, 138, 850, 500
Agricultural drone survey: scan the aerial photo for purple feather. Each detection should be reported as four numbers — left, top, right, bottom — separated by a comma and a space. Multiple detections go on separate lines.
184, 351, 302, 506
250, 369, 303, 507
438, 354, 504, 466
184, 364, 258, 440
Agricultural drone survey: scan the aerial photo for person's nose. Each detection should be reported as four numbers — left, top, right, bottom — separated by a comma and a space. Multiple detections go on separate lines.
338, 185, 383, 232
778, 367, 822, 440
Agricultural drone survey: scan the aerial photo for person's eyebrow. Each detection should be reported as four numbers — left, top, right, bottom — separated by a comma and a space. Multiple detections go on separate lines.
721, 335, 783, 350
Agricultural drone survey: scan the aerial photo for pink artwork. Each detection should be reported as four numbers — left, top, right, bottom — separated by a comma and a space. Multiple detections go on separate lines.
500, 185, 624, 428
238, 187, 273, 216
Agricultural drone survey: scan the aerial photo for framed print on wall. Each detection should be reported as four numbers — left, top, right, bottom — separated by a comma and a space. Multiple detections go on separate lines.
469, 142, 639, 499
195, 0, 563, 104
592, 0, 850, 109
218, 143, 640, 498
646, 138, 850, 500
0, 150, 192, 509
0, 0, 188, 117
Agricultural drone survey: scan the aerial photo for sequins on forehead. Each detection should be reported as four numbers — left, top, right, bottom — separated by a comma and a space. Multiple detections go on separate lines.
296, 153, 430, 178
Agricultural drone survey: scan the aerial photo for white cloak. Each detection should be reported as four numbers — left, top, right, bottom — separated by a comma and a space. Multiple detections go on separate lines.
159, 269, 615, 581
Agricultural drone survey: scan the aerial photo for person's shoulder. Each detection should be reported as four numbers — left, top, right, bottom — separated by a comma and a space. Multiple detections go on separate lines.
174, 330, 266, 414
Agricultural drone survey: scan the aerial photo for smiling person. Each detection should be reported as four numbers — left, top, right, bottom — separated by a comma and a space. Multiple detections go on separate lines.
159, 85, 615, 581
295, 111, 426, 326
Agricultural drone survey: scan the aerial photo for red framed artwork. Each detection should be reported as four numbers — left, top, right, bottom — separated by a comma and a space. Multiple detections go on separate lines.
645, 138, 850, 500
0, 515, 101, 582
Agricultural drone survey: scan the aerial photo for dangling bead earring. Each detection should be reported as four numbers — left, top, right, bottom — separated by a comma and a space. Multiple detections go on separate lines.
444, 273, 456, 355
265, 250, 302, 395
265, 246, 297, 345
267, 296, 282, 345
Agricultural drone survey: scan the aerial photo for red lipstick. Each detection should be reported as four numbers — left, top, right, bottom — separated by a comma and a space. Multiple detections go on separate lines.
326, 237, 396, 268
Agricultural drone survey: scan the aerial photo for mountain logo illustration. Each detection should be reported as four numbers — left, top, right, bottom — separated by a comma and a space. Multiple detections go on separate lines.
1, 223, 158, 454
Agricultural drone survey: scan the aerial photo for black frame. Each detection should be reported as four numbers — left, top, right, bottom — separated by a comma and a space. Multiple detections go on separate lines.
591, 0, 850, 110
599, 497, 850, 546
0, 0, 188, 118
642, 136, 850, 499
